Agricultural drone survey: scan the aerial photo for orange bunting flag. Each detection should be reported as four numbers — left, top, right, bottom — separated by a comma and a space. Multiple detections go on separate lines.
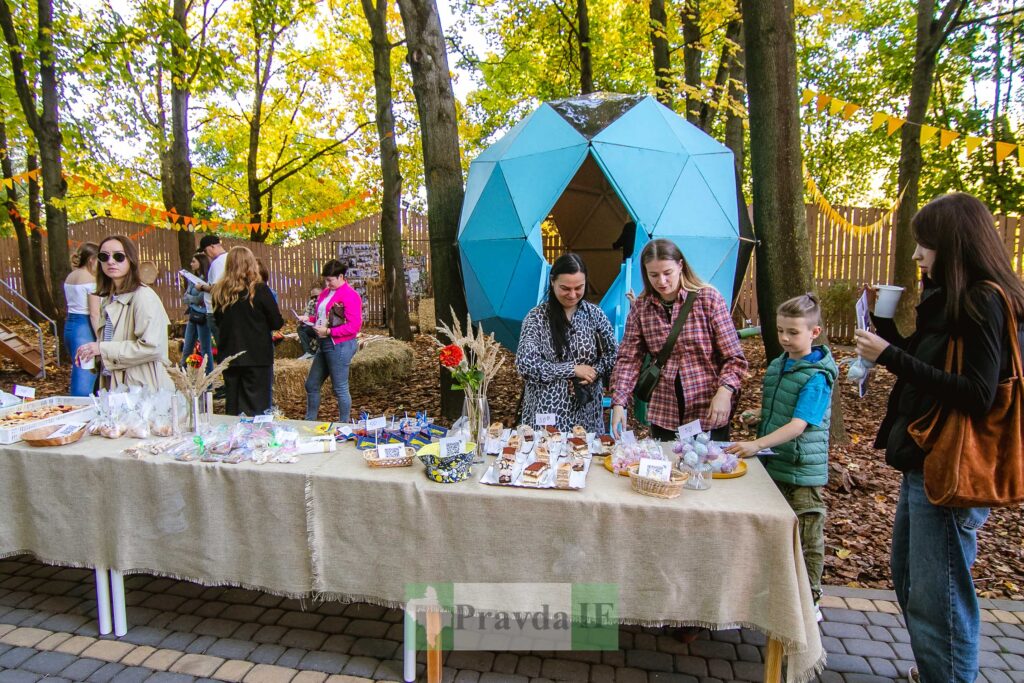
870, 112, 888, 132
841, 103, 860, 120
815, 93, 832, 113
939, 129, 960, 149
965, 136, 983, 156
995, 141, 1017, 164
828, 98, 846, 116
2, 178, 12, 191
886, 116, 906, 137
1020, 146, 1024, 166
920, 125, 940, 145
801, 89, 815, 106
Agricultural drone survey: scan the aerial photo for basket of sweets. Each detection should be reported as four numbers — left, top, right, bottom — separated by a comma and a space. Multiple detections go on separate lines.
363, 446, 416, 468
627, 464, 688, 499
21, 422, 88, 447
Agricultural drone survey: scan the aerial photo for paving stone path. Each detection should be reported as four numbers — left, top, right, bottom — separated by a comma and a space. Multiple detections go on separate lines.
1, 555, 1022, 682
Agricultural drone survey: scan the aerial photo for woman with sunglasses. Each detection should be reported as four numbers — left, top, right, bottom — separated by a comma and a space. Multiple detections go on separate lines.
74, 236, 173, 390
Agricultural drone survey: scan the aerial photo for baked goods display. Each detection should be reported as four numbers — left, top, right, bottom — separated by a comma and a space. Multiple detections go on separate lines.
521, 461, 549, 484
0, 396, 98, 445
498, 457, 514, 484
479, 425, 597, 490
556, 462, 572, 488
0, 404, 77, 427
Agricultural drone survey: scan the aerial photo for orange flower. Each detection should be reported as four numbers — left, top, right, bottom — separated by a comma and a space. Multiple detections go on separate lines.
439, 344, 463, 368
185, 353, 204, 369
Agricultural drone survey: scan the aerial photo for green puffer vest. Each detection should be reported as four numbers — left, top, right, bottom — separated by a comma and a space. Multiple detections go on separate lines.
758, 346, 838, 487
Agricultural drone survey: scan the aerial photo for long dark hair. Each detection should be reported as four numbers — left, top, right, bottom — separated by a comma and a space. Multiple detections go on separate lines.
96, 235, 142, 296
639, 238, 706, 299
191, 252, 211, 279
912, 193, 1024, 326
547, 253, 587, 360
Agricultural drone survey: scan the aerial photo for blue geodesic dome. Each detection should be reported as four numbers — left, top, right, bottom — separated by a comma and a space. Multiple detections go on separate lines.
457, 92, 750, 350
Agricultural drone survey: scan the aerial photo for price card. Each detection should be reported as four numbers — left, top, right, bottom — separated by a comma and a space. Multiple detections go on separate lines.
377, 443, 405, 459
620, 430, 637, 445
49, 423, 85, 438
13, 385, 35, 400
677, 419, 702, 441
337, 426, 353, 437
365, 415, 387, 431
535, 413, 557, 426
439, 437, 465, 458
638, 458, 672, 482
254, 415, 273, 424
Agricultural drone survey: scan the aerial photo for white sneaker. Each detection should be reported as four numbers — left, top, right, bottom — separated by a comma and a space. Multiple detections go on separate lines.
814, 604, 823, 623
298, 353, 312, 360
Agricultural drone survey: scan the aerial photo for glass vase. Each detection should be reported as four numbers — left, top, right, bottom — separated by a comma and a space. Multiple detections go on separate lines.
462, 392, 490, 463
683, 462, 713, 490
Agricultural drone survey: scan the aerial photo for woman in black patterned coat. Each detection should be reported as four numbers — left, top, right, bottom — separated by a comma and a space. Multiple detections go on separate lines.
515, 253, 618, 433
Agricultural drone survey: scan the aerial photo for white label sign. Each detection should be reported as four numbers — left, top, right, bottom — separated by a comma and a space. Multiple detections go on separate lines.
13, 385, 35, 400
620, 430, 637, 445
50, 423, 85, 438
535, 413, 557, 426
377, 443, 405, 459
254, 414, 273, 424
439, 437, 464, 458
337, 426, 353, 437
638, 458, 672, 481
365, 416, 387, 431
677, 420, 702, 441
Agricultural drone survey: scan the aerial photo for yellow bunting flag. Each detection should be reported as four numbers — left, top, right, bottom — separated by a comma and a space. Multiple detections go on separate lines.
815, 93, 832, 113
2, 178, 12, 190
1020, 146, 1024, 166
995, 141, 1017, 163
887, 116, 906, 136
841, 103, 860, 120
829, 98, 846, 116
801, 89, 815, 106
939, 129, 960, 149
920, 125, 940, 145
870, 112, 888, 132
966, 136, 983, 156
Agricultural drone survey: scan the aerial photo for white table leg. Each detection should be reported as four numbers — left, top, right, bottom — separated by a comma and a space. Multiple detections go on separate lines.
110, 569, 127, 636
403, 605, 416, 682
94, 567, 112, 635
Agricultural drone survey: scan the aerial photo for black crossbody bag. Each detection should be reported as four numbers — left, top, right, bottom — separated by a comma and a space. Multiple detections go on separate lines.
632, 294, 695, 403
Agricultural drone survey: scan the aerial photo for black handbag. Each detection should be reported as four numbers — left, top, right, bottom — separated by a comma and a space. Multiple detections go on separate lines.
632, 293, 696, 403
188, 309, 207, 326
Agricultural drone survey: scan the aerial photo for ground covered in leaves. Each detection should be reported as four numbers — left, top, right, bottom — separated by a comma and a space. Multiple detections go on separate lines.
7, 322, 1023, 600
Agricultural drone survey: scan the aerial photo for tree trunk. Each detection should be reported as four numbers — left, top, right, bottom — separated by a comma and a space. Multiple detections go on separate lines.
699, 20, 742, 132
396, 0, 469, 418
361, 0, 412, 342
724, 22, 746, 180
682, 1, 702, 124
171, 0, 196, 268
27, 154, 54, 319
577, 0, 593, 94
0, 118, 42, 319
649, 0, 672, 106
891, 0, 965, 330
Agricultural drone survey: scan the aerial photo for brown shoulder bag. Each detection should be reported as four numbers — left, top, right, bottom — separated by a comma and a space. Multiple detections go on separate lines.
907, 282, 1024, 507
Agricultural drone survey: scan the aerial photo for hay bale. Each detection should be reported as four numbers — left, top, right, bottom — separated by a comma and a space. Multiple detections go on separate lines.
272, 337, 414, 412
418, 298, 435, 335
274, 335, 304, 359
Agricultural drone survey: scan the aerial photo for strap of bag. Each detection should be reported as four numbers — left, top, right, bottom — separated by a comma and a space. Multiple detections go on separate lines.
941, 281, 1023, 380
653, 292, 697, 371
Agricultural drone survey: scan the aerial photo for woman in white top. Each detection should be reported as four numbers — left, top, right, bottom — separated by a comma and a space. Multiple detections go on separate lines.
64, 242, 100, 395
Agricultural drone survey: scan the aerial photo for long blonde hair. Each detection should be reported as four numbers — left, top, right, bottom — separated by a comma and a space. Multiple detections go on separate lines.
211, 246, 261, 311
640, 238, 707, 298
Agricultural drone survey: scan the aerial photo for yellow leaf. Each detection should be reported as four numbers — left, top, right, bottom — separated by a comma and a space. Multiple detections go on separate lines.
836, 549, 852, 559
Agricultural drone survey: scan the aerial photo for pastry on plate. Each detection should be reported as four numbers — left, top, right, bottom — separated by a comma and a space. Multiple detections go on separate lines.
501, 446, 517, 460
522, 461, 549, 484
556, 462, 572, 488
520, 425, 534, 443
571, 452, 585, 472
488, 422, 504, 438
507, 433, 521, 451
567, 436, 588, 453
544, 425, 559, 435
535, 442, 550, 463
572, 425, 587, 439
497, 457, 514, 484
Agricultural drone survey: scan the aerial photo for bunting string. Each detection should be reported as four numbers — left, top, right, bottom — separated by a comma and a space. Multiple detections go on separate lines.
801, 87, 1023, 167
805, 172, 907, 237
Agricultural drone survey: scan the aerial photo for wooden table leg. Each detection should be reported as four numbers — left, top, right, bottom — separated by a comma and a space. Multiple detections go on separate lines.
426, 610, 442, 683
763, 638, 784, 683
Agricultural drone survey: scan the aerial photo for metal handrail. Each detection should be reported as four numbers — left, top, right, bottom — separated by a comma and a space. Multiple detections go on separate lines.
0, 280, 60, 378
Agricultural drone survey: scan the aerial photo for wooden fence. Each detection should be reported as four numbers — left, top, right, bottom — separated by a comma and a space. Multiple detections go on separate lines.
1, 205, 1020, 340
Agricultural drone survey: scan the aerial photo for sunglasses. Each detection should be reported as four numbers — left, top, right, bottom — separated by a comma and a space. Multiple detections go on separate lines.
98, 252, 128, 263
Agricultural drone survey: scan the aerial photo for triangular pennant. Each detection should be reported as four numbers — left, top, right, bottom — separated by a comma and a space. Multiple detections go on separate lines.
886, 116, 906, 136
920, 125, 940, 145
870, 112, 888, 132
801, 89, 815, 106
841, 103, 860, 120
995, 141, 1017, 164
939, 129, 960, 149
828, 98, 846, 116
132, 203, 146, 213
965, 136, 982, 156
1020, 146, 1024, 166
815, 93, 832, 113
2, 178, 12, 190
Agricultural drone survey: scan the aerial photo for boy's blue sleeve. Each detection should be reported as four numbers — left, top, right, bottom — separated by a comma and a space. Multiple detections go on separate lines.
792, 373, 832, 426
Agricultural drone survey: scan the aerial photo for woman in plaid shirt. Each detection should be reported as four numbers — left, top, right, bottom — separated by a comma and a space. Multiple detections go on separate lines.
610, 239, 747, 441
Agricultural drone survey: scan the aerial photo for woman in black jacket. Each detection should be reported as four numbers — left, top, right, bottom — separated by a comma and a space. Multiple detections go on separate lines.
855, 193, 1024, 683
212, 246, 284, 416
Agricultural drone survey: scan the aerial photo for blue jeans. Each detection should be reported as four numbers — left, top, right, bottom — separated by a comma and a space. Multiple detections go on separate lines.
891, 470, 989, 683
181, 318, 213, 374
64, 313, 96, 396
305, 337, 357, 421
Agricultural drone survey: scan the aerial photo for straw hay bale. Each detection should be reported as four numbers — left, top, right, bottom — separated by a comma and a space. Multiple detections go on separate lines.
418, 298, 435, 335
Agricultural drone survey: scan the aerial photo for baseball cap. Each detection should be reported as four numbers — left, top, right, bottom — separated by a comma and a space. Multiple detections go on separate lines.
198, 234, 221, 250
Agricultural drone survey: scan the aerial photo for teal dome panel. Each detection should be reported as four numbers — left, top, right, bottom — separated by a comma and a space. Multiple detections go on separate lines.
459, 161, 496, 234
499, 145, 588, 229
460, 238, 529, 315
591, 96, 686, 155
498, 234, 549, 322
672, 236, 740, 302
501, 104, 589, 158
655, 103, 732, 156
476, 111, 533, 163
691, 152, 740, 228
653, 158, 737, 239
459, 164, 528, 242
591, 143, 687, 229
460, 249, 497, 320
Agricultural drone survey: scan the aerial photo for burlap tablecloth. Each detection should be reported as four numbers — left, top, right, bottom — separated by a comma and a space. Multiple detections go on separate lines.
309, 447, 824, 682
0, 430, 325, 597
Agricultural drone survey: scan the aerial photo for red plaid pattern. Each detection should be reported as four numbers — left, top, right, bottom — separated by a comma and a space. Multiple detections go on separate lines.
610, 287, 747, 430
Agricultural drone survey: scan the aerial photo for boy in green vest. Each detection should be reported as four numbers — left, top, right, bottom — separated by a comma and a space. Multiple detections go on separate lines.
726, 294, 838, 620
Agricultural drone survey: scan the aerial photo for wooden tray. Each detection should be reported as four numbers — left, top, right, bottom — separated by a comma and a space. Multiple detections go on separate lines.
21, 423, 87, 447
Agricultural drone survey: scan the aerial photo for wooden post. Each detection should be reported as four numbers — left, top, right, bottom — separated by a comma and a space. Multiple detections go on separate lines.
763, 637, 784, 683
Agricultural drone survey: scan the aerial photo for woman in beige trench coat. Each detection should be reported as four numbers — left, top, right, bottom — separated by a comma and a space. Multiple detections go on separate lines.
74, 235, 173, 391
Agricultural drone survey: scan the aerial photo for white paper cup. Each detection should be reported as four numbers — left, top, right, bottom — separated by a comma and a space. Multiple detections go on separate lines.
78, 355, 95, 371
873, 285, 905, 318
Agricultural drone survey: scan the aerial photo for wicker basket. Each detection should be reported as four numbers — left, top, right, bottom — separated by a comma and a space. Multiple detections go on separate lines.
363, 447, 415, 468
21, 423, 87, 447
628, 465, 688, 499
